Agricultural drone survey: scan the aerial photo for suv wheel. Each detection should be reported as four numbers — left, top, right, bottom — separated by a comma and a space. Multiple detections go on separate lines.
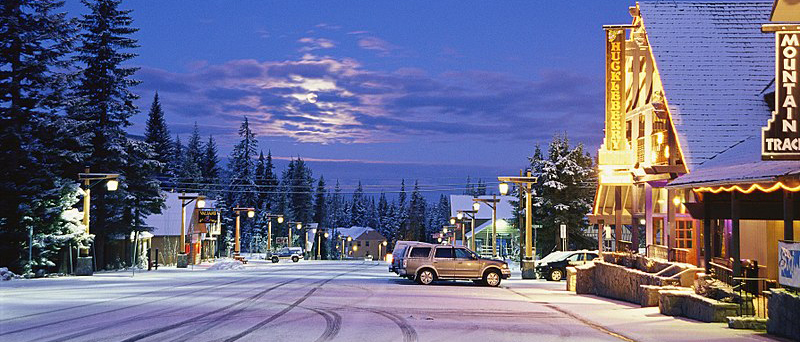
416, 269, 435, 285
271, 256, 279, 263
549, 268, 564, 281
484, 270, 502, 287
292, 256, 299, 263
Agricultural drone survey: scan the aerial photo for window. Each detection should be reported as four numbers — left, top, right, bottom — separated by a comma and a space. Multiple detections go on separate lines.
434, 247, 453, 258
676, 220, 693, 249
356, 241, 361, 247
366, 241, 370, 247
586, 253, 598, 261
409, 247, 431, 258
454, 248, 472, 259
566, 253, 581, 262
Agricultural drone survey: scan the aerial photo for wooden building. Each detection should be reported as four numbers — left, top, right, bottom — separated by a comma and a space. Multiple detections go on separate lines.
591, 0, 800, 282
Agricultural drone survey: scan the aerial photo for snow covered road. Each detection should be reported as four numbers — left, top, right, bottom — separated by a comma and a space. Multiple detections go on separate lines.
0, 260, 781, 341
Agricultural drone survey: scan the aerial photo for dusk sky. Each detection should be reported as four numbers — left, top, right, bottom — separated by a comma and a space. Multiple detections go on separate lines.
64, 0, 634, 192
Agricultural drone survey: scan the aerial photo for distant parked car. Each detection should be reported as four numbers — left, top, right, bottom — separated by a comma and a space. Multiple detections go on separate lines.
393, 242, 511, 287
270, 247, 304, 263
535, 250, 598, 281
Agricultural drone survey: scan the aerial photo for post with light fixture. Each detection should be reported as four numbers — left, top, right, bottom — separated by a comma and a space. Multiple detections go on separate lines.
286, 221, 303, 248
233, 207, 256, 256
76, 169, 120, 275
178, 194, 206, 267
262, 214, 284, 252
379, 240, 387, 261
498, 171, 538, 279
474, 196, 500, 258
320, 231, 329, 259
457, 209, 478, 251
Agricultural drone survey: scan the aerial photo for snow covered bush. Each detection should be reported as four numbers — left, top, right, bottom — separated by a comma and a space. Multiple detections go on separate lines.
207, 259, 245, 271
1, 267, 16, 281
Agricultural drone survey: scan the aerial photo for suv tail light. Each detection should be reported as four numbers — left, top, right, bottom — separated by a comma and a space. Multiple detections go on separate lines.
386, 254, 394, 264
403, 259, 407, 268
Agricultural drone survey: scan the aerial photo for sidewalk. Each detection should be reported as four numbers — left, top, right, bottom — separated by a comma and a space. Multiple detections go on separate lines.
502, 279, 785, 342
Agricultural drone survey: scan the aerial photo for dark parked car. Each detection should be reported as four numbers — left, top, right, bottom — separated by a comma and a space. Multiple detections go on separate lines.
535, 250, 599, 281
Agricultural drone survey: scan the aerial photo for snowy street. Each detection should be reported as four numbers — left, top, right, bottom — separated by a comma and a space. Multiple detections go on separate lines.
0, 260, 781, 342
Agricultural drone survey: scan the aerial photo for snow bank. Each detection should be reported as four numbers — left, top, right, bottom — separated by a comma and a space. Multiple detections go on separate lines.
1, 267, 16, 281
207, 259, 245, 271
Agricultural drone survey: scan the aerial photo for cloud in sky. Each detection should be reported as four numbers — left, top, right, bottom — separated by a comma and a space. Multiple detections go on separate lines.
297, 37, 337, 52
136, 53, 603, 148
356, 36, 400, 56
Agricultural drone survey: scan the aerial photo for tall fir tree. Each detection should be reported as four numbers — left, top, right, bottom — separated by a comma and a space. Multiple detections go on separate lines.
180, 122, 202, 185
200, 135, 220, 189
408, 181, 427, 241
396, 180, 409, 239
263, 150, 278, 211
227, 117, 259, 246
313, 176, 326, 225
68, 0, 141, 268
287, 158, 314, 225
0, 0, 77, 271
350, 181, 367, 226
254, 150, 267, 209
143, 92, 171, 176
170, 134, 184, 188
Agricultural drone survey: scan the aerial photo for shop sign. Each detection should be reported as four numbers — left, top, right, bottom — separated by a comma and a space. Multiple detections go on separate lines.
605, 28, 627, 151
197, 209, 220, 224
779, 240, 800, 288
763, 31, 800, 160
276, 237, 288, 245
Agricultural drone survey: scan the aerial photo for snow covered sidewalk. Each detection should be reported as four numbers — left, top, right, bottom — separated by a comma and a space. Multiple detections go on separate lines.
503, 280, 782, 342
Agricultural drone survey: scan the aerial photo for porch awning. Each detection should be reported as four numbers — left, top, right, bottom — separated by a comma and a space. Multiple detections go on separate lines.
589, 184, 633, 224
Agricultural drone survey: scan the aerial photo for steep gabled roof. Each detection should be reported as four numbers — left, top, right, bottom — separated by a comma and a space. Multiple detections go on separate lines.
639, 1, 773, 168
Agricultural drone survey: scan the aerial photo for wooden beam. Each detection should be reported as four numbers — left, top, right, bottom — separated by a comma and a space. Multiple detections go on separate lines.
703, 199, 712, 273
615, 186, 623, 251
785, 190, 795, 241
731, 192, 741, 278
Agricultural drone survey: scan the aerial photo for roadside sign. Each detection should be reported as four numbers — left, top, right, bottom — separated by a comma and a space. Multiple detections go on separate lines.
198, 209, 220, 223
533, 224, 542, 229
560, 224, 567, 239
779, 240, 800, 288
276, 237, 288, 245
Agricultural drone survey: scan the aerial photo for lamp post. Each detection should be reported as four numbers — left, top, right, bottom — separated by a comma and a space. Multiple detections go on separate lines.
232, 207, 255, 255
286, 221, 303, 248
340, 235, 352, 260
457, 209, 478, 251
76, 169, 119, 275
379, 240, 388, 261
262, 214, 284, 251
474, 196, 501, 258
498, 172, 538, 279
178, 194, 206, 267
319, 231, 329, 259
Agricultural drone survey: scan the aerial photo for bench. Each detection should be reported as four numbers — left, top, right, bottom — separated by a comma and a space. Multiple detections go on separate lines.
233, 255, 248, 264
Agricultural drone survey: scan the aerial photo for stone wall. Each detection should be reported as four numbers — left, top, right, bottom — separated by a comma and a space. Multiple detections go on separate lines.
767, 289, 800, 341
593, 261, 681, 304
658, 290, 739, 323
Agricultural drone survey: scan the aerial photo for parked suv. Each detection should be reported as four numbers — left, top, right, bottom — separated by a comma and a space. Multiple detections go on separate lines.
395, 243, 511, 287
389, 241, 427, 273
535, 250, 599, 281
270, 247, 304, 263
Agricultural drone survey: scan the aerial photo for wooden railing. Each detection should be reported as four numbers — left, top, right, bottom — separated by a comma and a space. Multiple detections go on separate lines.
617, 240, 633, 253
671, 248, 690, 263
646, 244, 668, 260
709, 260, 734, 286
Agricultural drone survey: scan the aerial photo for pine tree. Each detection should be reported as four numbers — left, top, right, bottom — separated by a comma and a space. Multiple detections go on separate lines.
227, 117, 259, 244
180, 122, 202, 185
532, 133, 595, 253
408, 181, 427, 241
263, 150, 278, 211
68, 0, 140, 268
350, 181, 367, 226
144, 92, 171, 176
0, 0, 77, 271
366, 197, 379, 229
313, 176, 326, 224
171, 134, 184, 188
288, 158, 314, 224
200, 135, 220, 188
119, 139, 164, 251
397, 180, 409, 239
377, 193, 391, 240
255, 150, 267, 209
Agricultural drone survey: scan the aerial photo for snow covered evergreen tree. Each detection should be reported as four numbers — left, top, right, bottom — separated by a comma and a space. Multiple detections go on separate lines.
68, 0, 141, 268
227, 117, 259, 246
408, 181, 427, 241
396, 180, 409, 239
180, 122, 203, 185
200, 135, 220, 190
287, 158, 314, 225
532, 133, 595, 253
144, 92, 171, 176
170, 134, 184, 189
0, 0, 77, 271
350, 181, 367, 226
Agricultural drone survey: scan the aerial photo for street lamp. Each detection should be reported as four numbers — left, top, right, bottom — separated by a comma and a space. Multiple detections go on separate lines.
498, 172, 538, 279
233, 207, 255, 255
261, 214, 284, 251
340, 235, 352, 260
457, 209, 477, 251
378, 240, 388, 261
178, 194, 206, 267
286, 221, 303, 248
474, 196, 501, 258
78, 168, 120, 235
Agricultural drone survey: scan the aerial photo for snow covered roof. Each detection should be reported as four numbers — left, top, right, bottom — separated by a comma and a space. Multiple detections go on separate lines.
668, 136, 800, 187
145, 192, 213, 236
639, 1, 773, 168
450, 195, 515, 220
335, 226, 380, 240
465, 219, 511, 238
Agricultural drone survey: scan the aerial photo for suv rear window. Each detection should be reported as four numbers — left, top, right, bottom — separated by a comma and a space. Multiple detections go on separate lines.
409, 247, 432, 258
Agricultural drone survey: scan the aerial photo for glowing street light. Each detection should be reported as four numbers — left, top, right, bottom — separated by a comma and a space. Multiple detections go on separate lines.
474, 196, 501, 258
498, 172, 538, 279
233, 207, 256, 255
457, 209, 478, 251
262, 214, 284, 251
